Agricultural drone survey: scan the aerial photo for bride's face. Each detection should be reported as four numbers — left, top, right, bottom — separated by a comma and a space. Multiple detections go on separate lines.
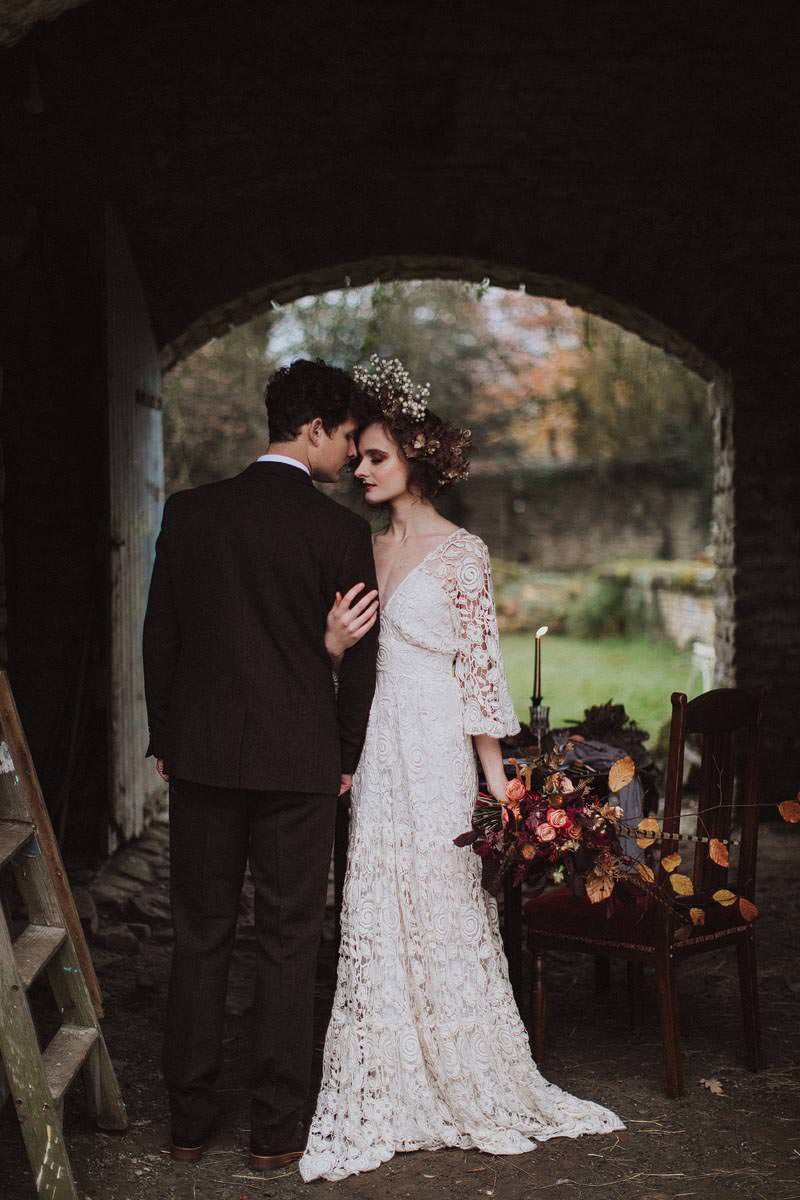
354, 423, 410, 504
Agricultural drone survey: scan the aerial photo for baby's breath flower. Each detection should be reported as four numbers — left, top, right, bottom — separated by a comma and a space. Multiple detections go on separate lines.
353, 353, 471, 488
353, 354, 430, 423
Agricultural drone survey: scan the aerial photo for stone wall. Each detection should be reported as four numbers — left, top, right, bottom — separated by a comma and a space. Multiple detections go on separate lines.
646, 587, 714, 652
0, 418, 6, 669
724, 373, 800, 792
442, 468, 708, 572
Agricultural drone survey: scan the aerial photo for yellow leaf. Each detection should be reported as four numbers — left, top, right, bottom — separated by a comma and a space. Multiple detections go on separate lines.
608, 755, 636, 793
778, 798, 800, 823
700, 1077, 725, 1096
709, 838, 729, 867
670, 872, 694, 896
689, 907, 706, 927
635, 862, 655, 884
713, 888, 737, 907
636, 816, 661, 849
585, 870, 615, 904
738, 896, 759, 922
662, 852, 681, 873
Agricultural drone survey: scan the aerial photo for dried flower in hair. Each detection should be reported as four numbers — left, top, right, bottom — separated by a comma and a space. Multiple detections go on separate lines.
353, 354, 431, 422
354, 354, 472, 489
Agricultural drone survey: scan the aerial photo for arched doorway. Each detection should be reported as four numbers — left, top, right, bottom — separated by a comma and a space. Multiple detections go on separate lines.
162, 274, 716, 733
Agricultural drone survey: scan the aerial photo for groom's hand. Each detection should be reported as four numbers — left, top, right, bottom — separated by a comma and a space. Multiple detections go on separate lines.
339, 773, 353, 796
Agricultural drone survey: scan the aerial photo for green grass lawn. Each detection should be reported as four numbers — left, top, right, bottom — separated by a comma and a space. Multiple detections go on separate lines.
500, 633, 693, 744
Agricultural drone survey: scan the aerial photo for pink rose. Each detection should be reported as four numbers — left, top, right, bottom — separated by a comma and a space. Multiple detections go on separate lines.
505, 778, 527, 804
536, 822, 557, 843
566, 822, 583, 840
547, 807, 569, 828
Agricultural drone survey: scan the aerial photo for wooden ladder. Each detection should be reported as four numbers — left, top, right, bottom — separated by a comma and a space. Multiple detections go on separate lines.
0, 670, 128, 1199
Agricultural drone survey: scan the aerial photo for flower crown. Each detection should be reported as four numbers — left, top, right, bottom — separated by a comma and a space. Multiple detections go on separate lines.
352, 354, 431, 422
353, 354, 471, 487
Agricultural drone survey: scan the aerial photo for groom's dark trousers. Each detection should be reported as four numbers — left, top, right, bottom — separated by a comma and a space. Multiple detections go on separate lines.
143, 461, 378, 1150
164, 779, 336, 1147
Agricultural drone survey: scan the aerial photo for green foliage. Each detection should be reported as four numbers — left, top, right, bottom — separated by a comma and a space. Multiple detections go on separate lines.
162, 313, 277, 491
565, 313, 712, 491
566, 576, 656, 639
567, 577, 630, 639
276, 280, 518, 453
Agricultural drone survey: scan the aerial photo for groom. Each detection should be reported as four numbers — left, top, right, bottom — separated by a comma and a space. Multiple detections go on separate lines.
143, 359, 378, 1168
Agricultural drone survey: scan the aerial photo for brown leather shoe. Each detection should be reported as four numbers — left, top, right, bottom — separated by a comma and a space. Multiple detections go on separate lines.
249, 1148, 304, 1170
170, 1140, 207, 1163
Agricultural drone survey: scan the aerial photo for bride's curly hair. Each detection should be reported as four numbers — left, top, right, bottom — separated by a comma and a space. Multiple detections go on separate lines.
353, 355, 471, 498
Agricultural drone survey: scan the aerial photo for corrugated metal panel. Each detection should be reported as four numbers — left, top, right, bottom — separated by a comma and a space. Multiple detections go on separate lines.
106, 207, 165, 847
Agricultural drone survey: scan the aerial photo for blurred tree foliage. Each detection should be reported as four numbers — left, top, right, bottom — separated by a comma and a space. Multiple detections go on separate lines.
163, 282, 712, 520
568, 311, 711, 484
163, 313, 277, 491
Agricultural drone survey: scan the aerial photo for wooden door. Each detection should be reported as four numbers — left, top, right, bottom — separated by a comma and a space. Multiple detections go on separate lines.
105, 208, 165, 848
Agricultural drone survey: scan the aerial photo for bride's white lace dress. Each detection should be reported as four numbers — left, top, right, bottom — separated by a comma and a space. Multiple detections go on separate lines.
300, 529, 623, 1182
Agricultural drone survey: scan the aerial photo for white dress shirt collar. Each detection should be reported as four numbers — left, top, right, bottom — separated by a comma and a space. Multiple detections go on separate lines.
256, 453, 311, 476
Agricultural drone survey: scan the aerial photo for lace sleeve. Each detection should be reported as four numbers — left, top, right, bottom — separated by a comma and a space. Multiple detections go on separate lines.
445, 534, 521, 739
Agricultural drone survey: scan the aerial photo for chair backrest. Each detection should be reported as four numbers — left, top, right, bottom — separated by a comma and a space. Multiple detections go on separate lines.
662, 688, 763, 900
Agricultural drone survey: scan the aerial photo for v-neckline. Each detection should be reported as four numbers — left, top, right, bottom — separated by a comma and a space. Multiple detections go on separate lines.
378, 528, 464, 612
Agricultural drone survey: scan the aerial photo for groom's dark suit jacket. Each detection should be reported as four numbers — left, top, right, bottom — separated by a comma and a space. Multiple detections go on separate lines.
142, 461, 379, 794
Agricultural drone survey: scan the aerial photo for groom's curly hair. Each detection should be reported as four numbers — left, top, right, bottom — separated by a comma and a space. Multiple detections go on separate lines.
265, 359, 367, 442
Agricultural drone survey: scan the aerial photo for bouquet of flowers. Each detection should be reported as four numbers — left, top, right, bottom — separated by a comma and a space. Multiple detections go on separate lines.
455, 742, 800, 929
454, 741, 647, 904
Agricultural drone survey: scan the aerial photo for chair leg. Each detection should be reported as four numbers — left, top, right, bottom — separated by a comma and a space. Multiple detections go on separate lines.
530, 947, 547, 1064
626, 961, 644, 1032
594, 956, 611, 994
737, 931, 763, 1072
654, 946, 683, 1097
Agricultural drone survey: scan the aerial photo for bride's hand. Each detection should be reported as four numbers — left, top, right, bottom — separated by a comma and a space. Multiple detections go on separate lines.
325, 582, 379, 664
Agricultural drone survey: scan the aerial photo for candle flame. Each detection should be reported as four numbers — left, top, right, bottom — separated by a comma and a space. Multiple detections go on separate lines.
535, 625, 549, 638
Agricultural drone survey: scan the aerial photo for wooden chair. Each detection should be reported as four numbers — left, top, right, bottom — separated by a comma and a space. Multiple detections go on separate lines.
525, 688, 764, 1097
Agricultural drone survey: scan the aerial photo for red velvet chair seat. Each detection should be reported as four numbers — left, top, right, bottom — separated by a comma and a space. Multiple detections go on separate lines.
524, 885, 752, 953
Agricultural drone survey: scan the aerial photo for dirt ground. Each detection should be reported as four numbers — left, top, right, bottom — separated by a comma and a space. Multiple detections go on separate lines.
2, 820, 799, 1200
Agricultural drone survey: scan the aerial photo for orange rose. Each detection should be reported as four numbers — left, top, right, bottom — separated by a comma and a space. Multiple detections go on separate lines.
566, 822, 583, 840
505, 777, 527, 804
547, 807, 569, 828
521, 843, 537, 860
537, 822, 557, 843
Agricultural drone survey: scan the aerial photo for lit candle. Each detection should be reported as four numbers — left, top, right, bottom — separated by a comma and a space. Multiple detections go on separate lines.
533, 625, 549, 705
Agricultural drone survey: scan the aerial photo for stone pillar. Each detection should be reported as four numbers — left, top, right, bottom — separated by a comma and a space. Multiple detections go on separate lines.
0, 387, 6, 670
714, 371, 800, 795
712, 378, 736, 689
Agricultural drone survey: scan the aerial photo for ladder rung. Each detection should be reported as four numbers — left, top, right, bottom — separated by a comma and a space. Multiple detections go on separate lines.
42, 1026, 99, 1104
0, 819, 35, 870
13, 924, 67, 990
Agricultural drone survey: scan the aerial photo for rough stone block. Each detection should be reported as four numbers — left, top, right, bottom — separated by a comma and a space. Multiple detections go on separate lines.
92, 924, 141, 956
71, 885, 99, 936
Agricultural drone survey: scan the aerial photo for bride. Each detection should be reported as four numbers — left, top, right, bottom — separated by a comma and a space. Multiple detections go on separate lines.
301, 358, 623, 1182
